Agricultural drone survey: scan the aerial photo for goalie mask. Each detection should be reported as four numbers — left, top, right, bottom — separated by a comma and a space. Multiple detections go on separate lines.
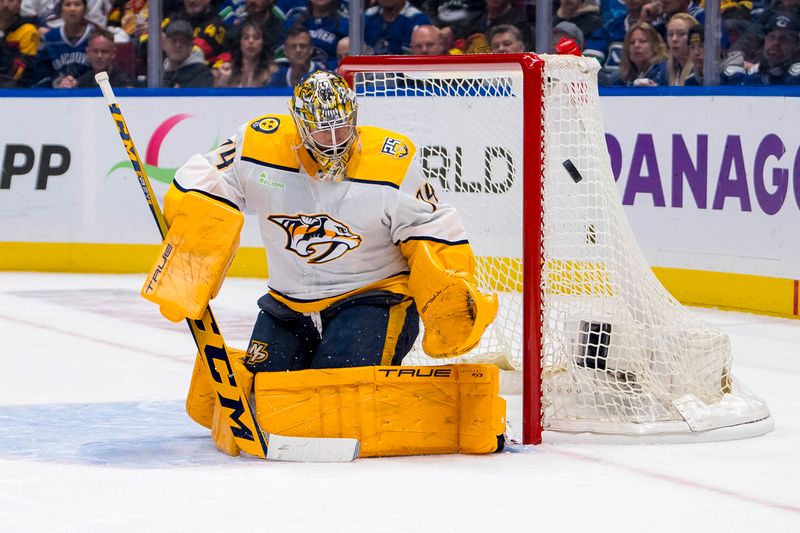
290, 70, 358, 181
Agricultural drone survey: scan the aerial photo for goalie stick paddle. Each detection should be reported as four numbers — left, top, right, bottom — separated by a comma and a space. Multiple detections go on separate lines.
95, 72, 359, 462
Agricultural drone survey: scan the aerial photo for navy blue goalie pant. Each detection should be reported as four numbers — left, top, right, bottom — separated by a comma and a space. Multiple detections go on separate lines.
244, 290, 420, 372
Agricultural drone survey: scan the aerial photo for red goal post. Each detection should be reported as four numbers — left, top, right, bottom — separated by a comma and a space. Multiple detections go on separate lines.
339, 54, 772, 446
341, 54, 544, 444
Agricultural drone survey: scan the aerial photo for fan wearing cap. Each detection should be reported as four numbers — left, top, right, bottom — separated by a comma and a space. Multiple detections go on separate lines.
150, 70, 499, 455
162, 19, 214, 87
744, 12, 800, 85
684, 24, 747, 86
552, 21, 585, 52
161, 0, 227, 65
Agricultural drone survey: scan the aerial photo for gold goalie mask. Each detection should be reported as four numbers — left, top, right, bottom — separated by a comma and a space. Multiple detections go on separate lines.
290, 70, 359, 181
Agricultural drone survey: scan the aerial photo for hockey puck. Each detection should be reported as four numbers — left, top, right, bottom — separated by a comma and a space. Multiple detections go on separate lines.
563, 159, 583, 183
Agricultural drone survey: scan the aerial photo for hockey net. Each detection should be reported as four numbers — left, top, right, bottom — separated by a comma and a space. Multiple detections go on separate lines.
339, 54, 772, 444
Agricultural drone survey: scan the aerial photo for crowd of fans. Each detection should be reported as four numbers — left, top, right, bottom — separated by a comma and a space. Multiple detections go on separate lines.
1, 0, 799, 88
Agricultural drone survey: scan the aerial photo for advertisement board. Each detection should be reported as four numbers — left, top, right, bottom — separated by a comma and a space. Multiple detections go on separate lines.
1, 91, 797, 316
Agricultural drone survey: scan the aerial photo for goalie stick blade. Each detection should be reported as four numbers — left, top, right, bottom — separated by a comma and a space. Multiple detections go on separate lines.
265, 434, 360, 462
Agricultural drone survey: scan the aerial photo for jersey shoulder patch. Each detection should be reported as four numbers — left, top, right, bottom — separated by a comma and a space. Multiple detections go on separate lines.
346, 126, 417, 188
241, 114, 301, 171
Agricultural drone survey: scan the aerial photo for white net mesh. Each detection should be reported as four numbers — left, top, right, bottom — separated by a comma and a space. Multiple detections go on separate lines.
346, 55, 771, 439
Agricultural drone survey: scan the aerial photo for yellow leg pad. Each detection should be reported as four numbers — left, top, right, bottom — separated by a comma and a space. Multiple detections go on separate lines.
141, 191, 244, 321
185, 347, 248, 430
254, 365, 506, 457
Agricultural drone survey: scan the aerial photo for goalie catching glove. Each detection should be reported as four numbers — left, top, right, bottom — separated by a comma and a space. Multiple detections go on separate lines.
404, 240, 498, 358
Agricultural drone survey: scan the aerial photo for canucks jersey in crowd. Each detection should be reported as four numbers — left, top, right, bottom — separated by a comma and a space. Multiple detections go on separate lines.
31, 24, 91, 87
365, 1, 430, 55
284, 5, 348, 70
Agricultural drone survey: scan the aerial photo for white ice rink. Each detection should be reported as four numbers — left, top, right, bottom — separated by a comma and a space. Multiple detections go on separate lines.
1, 272, 799, 532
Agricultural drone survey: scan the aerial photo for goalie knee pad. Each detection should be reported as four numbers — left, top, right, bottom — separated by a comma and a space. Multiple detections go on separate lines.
253, 364, 506, 457
142, 190, 244, 321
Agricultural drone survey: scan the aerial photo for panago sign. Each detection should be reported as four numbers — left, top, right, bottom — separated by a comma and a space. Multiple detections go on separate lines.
606, 131, 800, 216
600, 95, 800, 280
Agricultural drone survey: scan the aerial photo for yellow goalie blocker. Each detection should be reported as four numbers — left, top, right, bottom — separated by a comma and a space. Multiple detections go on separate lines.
254, 364, 506, 457
142, 190, 244, 321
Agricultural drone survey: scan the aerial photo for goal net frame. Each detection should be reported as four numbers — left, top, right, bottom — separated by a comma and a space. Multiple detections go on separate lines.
339, 53, 772, 446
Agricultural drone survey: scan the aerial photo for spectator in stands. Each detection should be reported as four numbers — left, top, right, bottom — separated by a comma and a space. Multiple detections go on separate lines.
163, 0, 228, 64
684, 22, 704, 85
229, 0, 285, 58
584, 0, 648, 80
552, 20, 585, 52
664, 12, 697, 85
721, 0, 754, 23
216, 0, 248, 26
434, 0, 483, 32
22, 0, 107, 36
553, 0, 602, 44
268, 26, 324, 86
614, 21, 667, 86
725, 20, 763, 70
278, 0, 304, 17
645, 0, 704, 39
283, 0, 348, 70
33, 0, 93, 87
55, 28, 134, 88
751, 0, 800, 34
0, 0, 39, 87
364, 0, 431, 55
410, 24, 445, 54
744, 12, 800, 84
112, 0, 148, 42
438, 25, 462, 53
162, 19, 214, 87
456, 0, 532, 50
336, 35, 349, 65
489, 23, 526, 53
684, 23, 747, 85
214, 19, 276, 86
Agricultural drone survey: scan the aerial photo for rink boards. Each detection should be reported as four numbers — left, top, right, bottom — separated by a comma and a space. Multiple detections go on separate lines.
0, 88, 798, 317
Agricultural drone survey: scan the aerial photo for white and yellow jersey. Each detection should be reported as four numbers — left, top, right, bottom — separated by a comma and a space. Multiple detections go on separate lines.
171, 114, 470, 313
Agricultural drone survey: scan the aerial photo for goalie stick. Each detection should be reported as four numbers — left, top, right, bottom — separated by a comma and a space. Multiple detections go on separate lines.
95, 72, 359, 462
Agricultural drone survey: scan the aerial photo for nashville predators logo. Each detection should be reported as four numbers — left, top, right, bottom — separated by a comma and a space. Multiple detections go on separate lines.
268, 213, 362, 264
380, 137, 410, 159
251, 117, 280, 134
246, 340, 269, 366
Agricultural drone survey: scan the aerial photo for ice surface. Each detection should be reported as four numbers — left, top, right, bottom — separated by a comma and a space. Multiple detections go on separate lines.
1, 273, 798, 532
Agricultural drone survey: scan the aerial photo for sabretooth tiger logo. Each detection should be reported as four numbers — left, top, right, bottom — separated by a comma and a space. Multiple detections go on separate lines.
268, 213, 362, 264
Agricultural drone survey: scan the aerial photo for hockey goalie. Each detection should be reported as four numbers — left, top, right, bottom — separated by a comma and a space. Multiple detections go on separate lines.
141, 70, 506, 458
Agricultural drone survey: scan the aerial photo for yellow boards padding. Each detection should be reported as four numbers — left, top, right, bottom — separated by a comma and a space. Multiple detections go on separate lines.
254, 365, 506, 457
